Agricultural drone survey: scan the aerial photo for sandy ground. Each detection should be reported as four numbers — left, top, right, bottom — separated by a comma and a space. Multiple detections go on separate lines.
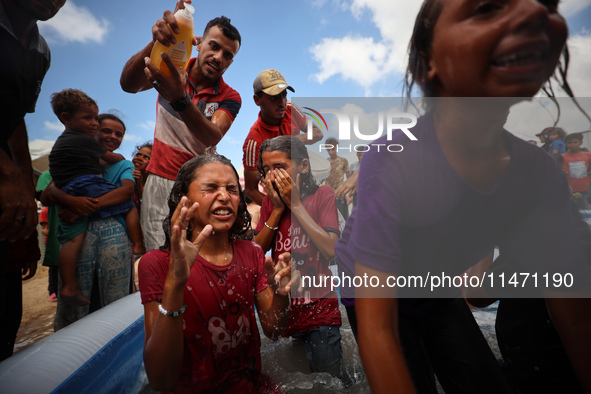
13, 265, 57, 355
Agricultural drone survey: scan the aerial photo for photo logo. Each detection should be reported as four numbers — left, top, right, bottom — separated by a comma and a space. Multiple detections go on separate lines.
304, 108, 418, 153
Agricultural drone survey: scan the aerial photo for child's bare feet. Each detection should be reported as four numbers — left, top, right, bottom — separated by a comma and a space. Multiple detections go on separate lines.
132, 243, 146, 256
60, 286, 90, 307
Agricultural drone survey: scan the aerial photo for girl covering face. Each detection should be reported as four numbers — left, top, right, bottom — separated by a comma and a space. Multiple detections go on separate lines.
336, 0, 591, 393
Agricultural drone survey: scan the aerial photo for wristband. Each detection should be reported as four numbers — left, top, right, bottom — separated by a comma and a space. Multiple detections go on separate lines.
264, 222, 278, 231
158, 303, 186, 317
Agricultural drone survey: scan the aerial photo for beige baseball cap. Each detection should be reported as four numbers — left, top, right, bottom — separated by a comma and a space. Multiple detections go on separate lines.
253, 69, 295, 96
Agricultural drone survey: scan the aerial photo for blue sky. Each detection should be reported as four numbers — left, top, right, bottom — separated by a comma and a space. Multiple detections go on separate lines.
27, 0, 591, 168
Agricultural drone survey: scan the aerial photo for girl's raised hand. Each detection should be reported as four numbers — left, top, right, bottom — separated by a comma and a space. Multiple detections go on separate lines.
169, 196, 212, 285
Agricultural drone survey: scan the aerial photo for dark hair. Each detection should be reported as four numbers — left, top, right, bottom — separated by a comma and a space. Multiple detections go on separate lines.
51, 88, 97, 119
132, 141, 153, 157
404, 0, 576, 102
258, 136, 319, 198
565, 133, 583, 143
204, 16, 241, 49
98, 113, 126, 132
325, 137, 339, 146
549, 127, 567, 139
403, 0, 443, 99
161, 154, 250, 249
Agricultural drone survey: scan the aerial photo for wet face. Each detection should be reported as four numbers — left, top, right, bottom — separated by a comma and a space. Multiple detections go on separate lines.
566, 138, 582, 153
15, 0, 66, 21
64, 104, 98, 136
185, 162, 240, 234
254, 91, 288, 126
260, 150, 308, 189
426, 0, 567, 97
133, 147, 152, 171
195, 25, 239, 81
95, 118, 125, 152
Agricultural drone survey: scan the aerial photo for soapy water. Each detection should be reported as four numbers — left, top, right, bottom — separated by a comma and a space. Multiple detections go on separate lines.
138, 302, 499, 393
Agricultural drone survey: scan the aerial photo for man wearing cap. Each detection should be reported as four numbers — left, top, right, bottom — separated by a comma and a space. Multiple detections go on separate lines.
120, 3, 242, 251
243, 69, 322, 205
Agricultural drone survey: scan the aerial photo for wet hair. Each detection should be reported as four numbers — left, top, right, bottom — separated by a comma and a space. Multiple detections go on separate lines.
98, 113, 126, 132
161, 154, 251, 250
50, 88, 97, 120
404, 0, 576, 102
204, 16, 241, 49
565, 133, 583, 143
257, 135, 319, 198
132, 141, 153, 157
325, 137, 339, 146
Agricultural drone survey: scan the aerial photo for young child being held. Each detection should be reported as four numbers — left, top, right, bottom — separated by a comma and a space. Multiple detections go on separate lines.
48, 89, 144, 307
562, 132, 591, 210
548, 126, 567, 156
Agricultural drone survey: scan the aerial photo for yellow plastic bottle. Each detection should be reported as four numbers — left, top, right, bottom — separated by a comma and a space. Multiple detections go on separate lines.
150, 3, 194, 76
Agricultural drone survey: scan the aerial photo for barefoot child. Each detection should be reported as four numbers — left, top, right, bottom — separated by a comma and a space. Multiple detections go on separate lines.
48, 89, 144, 307
254, 136, 351, 386
138, 154, 293, 392
336, 0, 591, 392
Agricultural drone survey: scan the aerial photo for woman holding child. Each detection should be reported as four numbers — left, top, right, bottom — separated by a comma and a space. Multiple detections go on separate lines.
42, 113, 138, 330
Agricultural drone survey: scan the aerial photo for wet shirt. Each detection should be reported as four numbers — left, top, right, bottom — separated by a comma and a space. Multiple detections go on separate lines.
257, 185, 342, 336
139, 241, 273, 393
336, 112, 591, 307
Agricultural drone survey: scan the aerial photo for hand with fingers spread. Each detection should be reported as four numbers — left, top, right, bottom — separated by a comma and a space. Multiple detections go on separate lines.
265, 252, 295, 296
169, 196, 212, 285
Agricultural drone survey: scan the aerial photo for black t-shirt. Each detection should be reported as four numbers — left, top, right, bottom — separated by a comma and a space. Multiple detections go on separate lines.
49, 130, 107, 188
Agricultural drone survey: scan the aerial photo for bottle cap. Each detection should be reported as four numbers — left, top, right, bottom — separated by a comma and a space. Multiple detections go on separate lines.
183, 2, 195, 14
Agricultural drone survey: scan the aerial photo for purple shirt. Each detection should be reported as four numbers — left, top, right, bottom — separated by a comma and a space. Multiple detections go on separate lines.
335, 112, 590, 302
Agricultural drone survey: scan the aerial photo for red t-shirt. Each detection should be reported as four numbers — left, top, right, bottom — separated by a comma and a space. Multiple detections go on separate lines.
242, 102, 307, 171
138, 240, 278, 393
256, 185, 342, 337
148, 58, 242, 180
562, 151, 591, 192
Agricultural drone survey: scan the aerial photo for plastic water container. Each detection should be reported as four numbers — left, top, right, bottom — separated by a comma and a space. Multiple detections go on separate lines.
150, 2, 194, 76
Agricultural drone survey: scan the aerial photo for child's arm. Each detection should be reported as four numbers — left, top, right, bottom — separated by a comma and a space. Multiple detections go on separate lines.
274, 168, 338, 260
255, 253, 293, 340
95, 179, 134, 208
253, 173, 285, 252
101, 151, 125, 165
143, 198, 212, 391
355, 262, 417, 394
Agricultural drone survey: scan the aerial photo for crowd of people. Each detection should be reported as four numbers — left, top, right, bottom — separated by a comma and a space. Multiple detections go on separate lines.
2, 0, 591, 393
